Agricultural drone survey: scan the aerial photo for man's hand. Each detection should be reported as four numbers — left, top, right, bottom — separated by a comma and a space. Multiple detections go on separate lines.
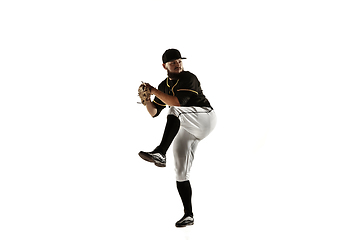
145, 83, 154, 94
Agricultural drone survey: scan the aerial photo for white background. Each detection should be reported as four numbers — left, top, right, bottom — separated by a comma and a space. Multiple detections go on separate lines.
1, 0, 359, 239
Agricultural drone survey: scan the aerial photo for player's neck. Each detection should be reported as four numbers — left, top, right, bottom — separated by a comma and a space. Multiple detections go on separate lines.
167, 70, 183, 80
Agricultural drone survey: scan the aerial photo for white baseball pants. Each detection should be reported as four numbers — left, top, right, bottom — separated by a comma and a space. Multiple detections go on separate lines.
168, 106, 217, 182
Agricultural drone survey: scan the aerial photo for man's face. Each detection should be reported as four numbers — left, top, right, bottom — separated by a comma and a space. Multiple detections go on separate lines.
163, 59, 184, 74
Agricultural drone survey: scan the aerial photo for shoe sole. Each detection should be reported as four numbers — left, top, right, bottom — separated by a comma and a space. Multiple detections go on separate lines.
138, 152, 166, 168
176, 221, 194, 228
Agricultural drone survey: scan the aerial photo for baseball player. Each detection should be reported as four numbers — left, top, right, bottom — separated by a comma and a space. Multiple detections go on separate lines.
138, 49, 217, 227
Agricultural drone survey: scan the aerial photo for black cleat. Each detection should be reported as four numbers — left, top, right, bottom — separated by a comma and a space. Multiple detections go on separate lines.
138, 151, 166, 167
175, 214, 194, 228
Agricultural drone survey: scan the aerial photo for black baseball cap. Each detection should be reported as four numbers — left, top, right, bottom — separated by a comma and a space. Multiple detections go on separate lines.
162, 49, 186, 64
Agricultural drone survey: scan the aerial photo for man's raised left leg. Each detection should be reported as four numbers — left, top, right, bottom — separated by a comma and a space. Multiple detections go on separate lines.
139, 114, 180, 167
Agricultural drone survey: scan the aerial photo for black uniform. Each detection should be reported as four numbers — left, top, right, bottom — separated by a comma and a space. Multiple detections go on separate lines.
152, 71, 212, 117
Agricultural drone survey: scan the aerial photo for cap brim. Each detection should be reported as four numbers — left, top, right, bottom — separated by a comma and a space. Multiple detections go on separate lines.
163, 57, 186, 64
172, 57, 186, 61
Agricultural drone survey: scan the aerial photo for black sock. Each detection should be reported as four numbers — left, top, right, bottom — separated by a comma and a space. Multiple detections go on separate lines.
176, 180, 193, 217
155, 115, 180, 155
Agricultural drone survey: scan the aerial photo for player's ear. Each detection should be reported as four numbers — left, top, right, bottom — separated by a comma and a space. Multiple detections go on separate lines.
162, 63, 167, 70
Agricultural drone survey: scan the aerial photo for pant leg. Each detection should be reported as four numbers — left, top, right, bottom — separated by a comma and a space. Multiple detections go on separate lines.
168, 106, 217, 140
173, 128, 199, 182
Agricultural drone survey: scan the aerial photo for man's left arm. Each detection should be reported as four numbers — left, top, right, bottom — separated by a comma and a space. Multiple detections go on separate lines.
146, 83, 181, 107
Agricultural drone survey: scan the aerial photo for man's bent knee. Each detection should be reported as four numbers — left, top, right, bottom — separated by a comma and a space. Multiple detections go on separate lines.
176, 170, 190, 182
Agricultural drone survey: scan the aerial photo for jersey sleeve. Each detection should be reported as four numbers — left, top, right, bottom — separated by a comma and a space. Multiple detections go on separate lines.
152, 96, 166, 117
152, 81, 167, 118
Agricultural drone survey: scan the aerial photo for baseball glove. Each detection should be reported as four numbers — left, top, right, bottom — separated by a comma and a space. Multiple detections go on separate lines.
138, 82, 151, 105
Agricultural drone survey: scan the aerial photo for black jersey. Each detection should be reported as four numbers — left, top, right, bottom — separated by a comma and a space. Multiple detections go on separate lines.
152, 71, 212, 117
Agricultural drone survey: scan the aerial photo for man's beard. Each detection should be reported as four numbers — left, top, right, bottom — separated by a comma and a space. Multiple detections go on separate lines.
167, 68, 184, 79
